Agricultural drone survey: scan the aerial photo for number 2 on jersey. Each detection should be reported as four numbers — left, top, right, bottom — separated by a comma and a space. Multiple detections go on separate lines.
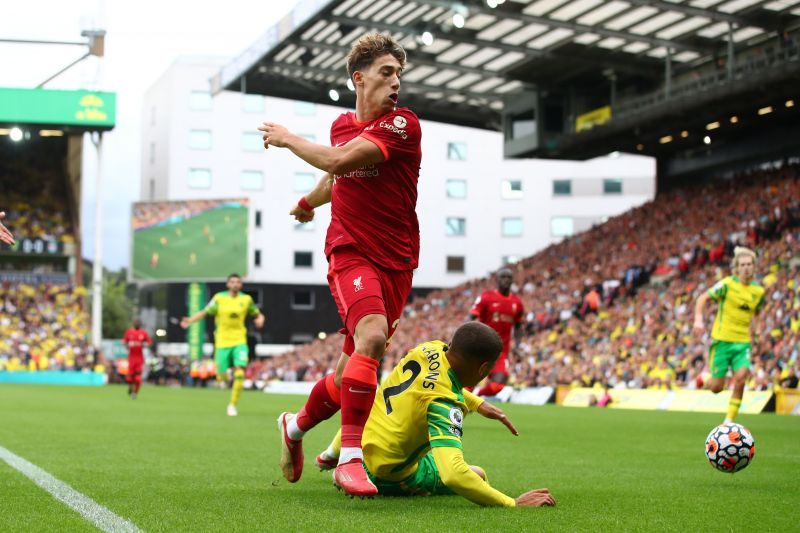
383, 360, 421, 415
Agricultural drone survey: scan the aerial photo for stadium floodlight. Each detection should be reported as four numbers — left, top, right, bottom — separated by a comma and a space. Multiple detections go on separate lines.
704, 135, 711, 145
346, 78, 355, 91
328, 89, 340, 102
786, 100, 795, 108
9, 127, 23, 142
730, 116, 739, 124
452, 13, 466, 28
706, 121, 720, 130
487, 0, 498, 7
758, 106, 773, 115
680, 130, 689, 138
659, 135, 672, 144
636, 143, 644, 151
318, 331, 327, 340
156, 329, 167, 337
421, 31, 435, 46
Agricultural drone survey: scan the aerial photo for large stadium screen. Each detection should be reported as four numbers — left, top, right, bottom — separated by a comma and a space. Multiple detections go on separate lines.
131, 198, 249, 281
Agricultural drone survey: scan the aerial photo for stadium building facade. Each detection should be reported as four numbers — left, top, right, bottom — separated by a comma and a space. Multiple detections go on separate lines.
140, 57, 655, 345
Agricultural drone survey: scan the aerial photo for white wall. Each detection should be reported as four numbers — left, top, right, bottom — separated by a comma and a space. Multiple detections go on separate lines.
142, 58, 655, 289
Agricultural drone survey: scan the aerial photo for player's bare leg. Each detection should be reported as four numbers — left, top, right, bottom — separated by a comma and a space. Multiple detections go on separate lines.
334, 313, 386, 497
725, 368, 748, 423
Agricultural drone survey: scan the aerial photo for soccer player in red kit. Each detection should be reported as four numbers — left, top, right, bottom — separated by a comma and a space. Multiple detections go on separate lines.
123, 319, 153, 399
469, 268, 525, 397
259, 33, 420, 496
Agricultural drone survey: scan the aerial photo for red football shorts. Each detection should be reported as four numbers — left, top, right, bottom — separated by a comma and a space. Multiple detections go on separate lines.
327, 246, 413, 356
128, 357, 143, 380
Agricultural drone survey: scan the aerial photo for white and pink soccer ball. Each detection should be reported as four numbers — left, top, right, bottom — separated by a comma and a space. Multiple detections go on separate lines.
705, 423, 755, 473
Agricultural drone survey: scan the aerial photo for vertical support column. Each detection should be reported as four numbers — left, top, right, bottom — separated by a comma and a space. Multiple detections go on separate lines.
665, 48, 672, 99
91, 132, 103, 350
727, 22, 735, 81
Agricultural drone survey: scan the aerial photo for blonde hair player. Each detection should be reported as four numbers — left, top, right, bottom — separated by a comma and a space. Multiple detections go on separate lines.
693, 247, 765, 423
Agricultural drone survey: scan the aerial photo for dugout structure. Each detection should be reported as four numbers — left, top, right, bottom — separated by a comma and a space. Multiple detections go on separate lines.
212, 0, 800, 188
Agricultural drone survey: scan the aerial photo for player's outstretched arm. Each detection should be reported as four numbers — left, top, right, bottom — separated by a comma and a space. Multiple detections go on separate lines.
693, 292, 710, 334
259, 122, 384, 175
0, 211, 14, 245
474, 398, 519, 436
180, 310, 207, 329
432, 446, 517, 507
289, 174, 333, 223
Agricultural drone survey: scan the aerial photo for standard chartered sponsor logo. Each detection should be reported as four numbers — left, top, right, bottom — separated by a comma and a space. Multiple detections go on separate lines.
334, 164, 380, 179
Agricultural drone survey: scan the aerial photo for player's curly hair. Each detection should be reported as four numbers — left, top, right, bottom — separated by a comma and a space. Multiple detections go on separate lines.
346, 32, 406, 79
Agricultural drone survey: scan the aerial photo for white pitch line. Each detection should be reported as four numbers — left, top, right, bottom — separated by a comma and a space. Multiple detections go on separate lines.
0, 445, 142, 533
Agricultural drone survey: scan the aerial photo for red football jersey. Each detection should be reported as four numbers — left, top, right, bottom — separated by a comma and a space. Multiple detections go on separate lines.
123, 328, 152, 360
469, 290, 525, 354
325, 108, 421, 271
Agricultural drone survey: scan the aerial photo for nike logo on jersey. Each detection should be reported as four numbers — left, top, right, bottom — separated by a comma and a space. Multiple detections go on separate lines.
348, 387, 371, 394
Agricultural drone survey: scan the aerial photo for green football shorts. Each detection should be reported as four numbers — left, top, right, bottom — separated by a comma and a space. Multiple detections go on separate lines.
366, 452, 454, 497
214, 344, 249, 375
709, 340, 751, 379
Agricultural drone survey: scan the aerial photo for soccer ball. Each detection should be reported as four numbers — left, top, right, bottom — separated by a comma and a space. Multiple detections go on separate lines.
705, 423, 755, 473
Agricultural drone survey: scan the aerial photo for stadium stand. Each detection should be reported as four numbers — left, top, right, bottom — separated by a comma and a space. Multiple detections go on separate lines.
263, 163, 800, 392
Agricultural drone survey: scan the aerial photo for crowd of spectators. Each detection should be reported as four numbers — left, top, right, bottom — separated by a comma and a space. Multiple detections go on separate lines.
0, 283, 97, 372
262, 163, 800, 392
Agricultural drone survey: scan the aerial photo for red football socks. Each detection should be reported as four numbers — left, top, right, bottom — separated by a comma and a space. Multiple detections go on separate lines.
295, 373, 341, 433
340, 353, 380, 451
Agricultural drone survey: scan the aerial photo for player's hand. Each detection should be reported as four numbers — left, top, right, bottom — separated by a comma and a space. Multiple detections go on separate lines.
179, 317, 190, 329
516, 488, 556, 507
289, 204, 315, 223
258, 122, 290, 149
476, 401, 518, 436
254, 314, 265, 329
0, 212, 14, 245
692, 316, 705, 335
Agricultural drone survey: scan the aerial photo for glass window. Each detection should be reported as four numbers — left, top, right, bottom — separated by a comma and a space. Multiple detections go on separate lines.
553, 179, 571, 196
446, 179, 467, 199
254, 249, 261, 267
291, 290, 315, 310
447, 142, 467, 160
446, 256, 465, 273
242, 94, 264, 113
502, 217, 523, 237
293, 172, 316, 193
510, 111, 536, 139
294, 251, 313, 268
502, 179, 523, 199
604, 178, 623, 194
188, 168, 211, 189
294, 101, 316, 116
189, 91, 212, 111
551, 217, 574, 237
446, 217, 466, 236
242, 132, 263, 151
149, 142, 155, 164
240, 170, 264, 191
294, 220, 316, 231
188, 129, 211, 150
255, 210, 262, 228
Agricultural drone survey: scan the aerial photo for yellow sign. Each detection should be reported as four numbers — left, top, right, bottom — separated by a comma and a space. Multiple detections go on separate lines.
562, 388, 772, 414
575, 105, 612, 132
776, 389, 800, 415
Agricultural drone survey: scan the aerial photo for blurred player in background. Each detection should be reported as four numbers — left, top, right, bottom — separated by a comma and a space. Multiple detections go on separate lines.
0, 211, 14, 245
263, 32, 421, 496
181, 273, 265, 416
300, 322, 555, 507
694, 247, 765, 423
469, 268, 524, 398
122, 319, 153, 400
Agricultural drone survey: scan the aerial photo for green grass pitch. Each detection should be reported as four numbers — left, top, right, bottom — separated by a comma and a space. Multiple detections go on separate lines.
132, 206, 248, 281
1, 384, 798, 532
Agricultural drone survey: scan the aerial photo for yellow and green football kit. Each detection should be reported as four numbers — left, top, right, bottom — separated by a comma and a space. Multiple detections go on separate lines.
204, 291, 260, 374
362, 341, 516, 507
707, 276, 764, 379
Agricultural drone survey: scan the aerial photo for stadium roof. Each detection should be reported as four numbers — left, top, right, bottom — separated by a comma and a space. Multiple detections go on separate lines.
213, 0, 800, 130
